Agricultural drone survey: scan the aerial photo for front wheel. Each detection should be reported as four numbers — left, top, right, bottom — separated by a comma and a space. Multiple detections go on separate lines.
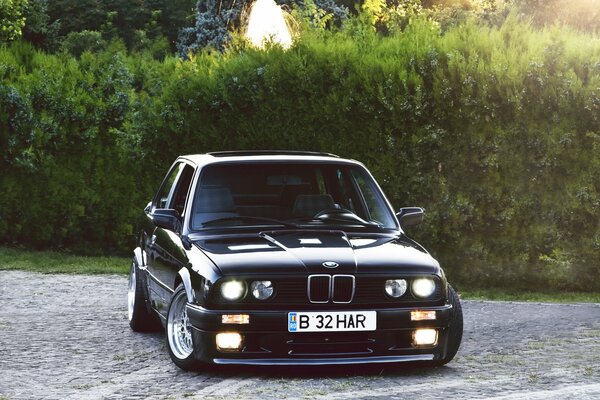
166, 285, 200, 371
433, 285, 463, 366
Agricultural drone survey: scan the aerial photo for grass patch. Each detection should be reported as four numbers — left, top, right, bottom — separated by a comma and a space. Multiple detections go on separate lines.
0, 247, 129, 275
460, 288, 600, 303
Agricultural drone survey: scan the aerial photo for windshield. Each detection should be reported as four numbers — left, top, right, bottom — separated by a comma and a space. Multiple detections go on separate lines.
190, 162, 397, 231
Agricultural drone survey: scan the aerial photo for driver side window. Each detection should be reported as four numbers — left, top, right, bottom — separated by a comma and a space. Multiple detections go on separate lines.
350, 170, 395, 227
170, 165, 195, 215
155, 163, 184, 209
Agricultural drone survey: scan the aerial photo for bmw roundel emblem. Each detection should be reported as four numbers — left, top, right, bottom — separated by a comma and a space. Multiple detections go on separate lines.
322, 261, 339, 268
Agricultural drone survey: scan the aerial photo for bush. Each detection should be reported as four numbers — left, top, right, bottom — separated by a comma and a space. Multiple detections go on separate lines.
62, 30, 106, 57
0, 43, 138, 253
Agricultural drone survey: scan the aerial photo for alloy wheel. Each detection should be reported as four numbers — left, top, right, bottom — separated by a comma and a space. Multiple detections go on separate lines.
167, 290, 194, 359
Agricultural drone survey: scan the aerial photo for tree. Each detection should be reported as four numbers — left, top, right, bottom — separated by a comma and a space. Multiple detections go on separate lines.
62, 29, 106, 56
146, 0, 196, 48
47, 0, 104, 36
0, 0, 28, 42
21, 0, 60, 50
43, 0, 195, 52
177, 0, 247, 56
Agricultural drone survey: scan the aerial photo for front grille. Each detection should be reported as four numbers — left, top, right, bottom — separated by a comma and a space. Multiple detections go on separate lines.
307, 275, 356, 303
332, 275, 355, 303
308, 275, 330, 303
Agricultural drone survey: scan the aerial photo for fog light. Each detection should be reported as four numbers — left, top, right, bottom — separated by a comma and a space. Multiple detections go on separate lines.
216, 332, 243, 351
411, 310, 436, 321
413, 328, 438, 346
222, 314, 250, 324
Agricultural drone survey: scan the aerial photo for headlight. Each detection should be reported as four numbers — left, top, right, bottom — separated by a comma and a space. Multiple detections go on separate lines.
385, 279, 407, 298
220, 280, 246, 301
412, 278, 436, 298
250, 280, 274, 300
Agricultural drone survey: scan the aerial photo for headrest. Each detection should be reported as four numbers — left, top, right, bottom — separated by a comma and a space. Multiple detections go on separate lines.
195, 186, 236, 213
292, 194, 335, 217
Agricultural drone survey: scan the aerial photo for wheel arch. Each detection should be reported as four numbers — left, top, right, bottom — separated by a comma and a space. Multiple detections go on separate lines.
133, 247, 145, 268
177, 267, 195, 303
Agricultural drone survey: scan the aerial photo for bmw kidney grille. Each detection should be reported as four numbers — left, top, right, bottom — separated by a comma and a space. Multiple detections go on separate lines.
307, 275, 355, 304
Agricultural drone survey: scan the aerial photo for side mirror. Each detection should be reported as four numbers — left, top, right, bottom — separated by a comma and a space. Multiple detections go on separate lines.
396, 207, 424, 228
152, 209, 181, 232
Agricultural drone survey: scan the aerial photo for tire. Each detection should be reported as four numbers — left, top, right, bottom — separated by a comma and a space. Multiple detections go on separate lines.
127, 259, 161, 332
433, 285, 463, 366
166, 285, 200, 371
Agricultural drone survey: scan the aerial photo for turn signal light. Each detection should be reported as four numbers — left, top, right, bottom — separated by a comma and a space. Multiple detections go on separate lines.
411, 310, 436, 321
222, 314, 250, 324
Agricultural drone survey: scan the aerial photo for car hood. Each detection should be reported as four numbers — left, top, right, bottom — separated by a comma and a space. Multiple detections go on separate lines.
192, 230, 440, 277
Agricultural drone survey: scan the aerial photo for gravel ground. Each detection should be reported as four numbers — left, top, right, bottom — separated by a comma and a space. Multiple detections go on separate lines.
0, 270, 599, 400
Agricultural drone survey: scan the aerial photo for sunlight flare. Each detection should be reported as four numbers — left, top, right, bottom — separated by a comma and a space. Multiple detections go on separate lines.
245, 0, 292, 49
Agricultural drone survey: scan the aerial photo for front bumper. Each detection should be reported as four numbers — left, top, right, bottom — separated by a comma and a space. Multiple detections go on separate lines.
186, 304, 453, 365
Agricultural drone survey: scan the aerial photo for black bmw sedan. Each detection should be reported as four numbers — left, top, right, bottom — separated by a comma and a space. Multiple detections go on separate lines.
128, 151, 462, 370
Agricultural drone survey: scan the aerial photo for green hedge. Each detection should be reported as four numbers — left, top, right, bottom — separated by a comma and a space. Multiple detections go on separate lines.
1, 17, 599, 291
0, 41, 139, 253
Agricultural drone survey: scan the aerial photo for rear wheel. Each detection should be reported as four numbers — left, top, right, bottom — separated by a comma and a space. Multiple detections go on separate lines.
128, 259, 160, 332
166, 285, 200, 371
433, 285, 463, 366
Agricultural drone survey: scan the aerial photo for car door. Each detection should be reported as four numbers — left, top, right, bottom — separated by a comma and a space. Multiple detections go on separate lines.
144, 161, 195, 319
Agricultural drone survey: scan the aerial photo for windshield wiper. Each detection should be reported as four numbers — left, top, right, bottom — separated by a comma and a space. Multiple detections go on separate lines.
291, 209, 383, 228
202, 216, 297, 228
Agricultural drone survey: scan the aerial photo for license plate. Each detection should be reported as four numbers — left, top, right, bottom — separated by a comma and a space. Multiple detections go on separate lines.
287, 311, 376, 332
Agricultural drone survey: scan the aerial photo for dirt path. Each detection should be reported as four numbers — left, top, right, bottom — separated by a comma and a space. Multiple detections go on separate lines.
1, 271, 599, 399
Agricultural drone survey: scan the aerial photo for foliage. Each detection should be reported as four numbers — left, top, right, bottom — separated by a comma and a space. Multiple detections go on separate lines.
1, 42, 137, 253
0, 0, 28, 41
405, 0, 600, 34
178, 0, 247, 56
40, 0, 195, 51
1, 15, 599, 292
282, 0, 349, 26
514, 0, 600, 32
21, 0, 60, 51
62, 30, 106, 57
131, 29, 170, 60
360, 0, 423, 31
10, 0, 600, 56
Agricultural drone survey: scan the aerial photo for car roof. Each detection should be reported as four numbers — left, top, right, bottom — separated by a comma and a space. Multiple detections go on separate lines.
178, 151, 364, 168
